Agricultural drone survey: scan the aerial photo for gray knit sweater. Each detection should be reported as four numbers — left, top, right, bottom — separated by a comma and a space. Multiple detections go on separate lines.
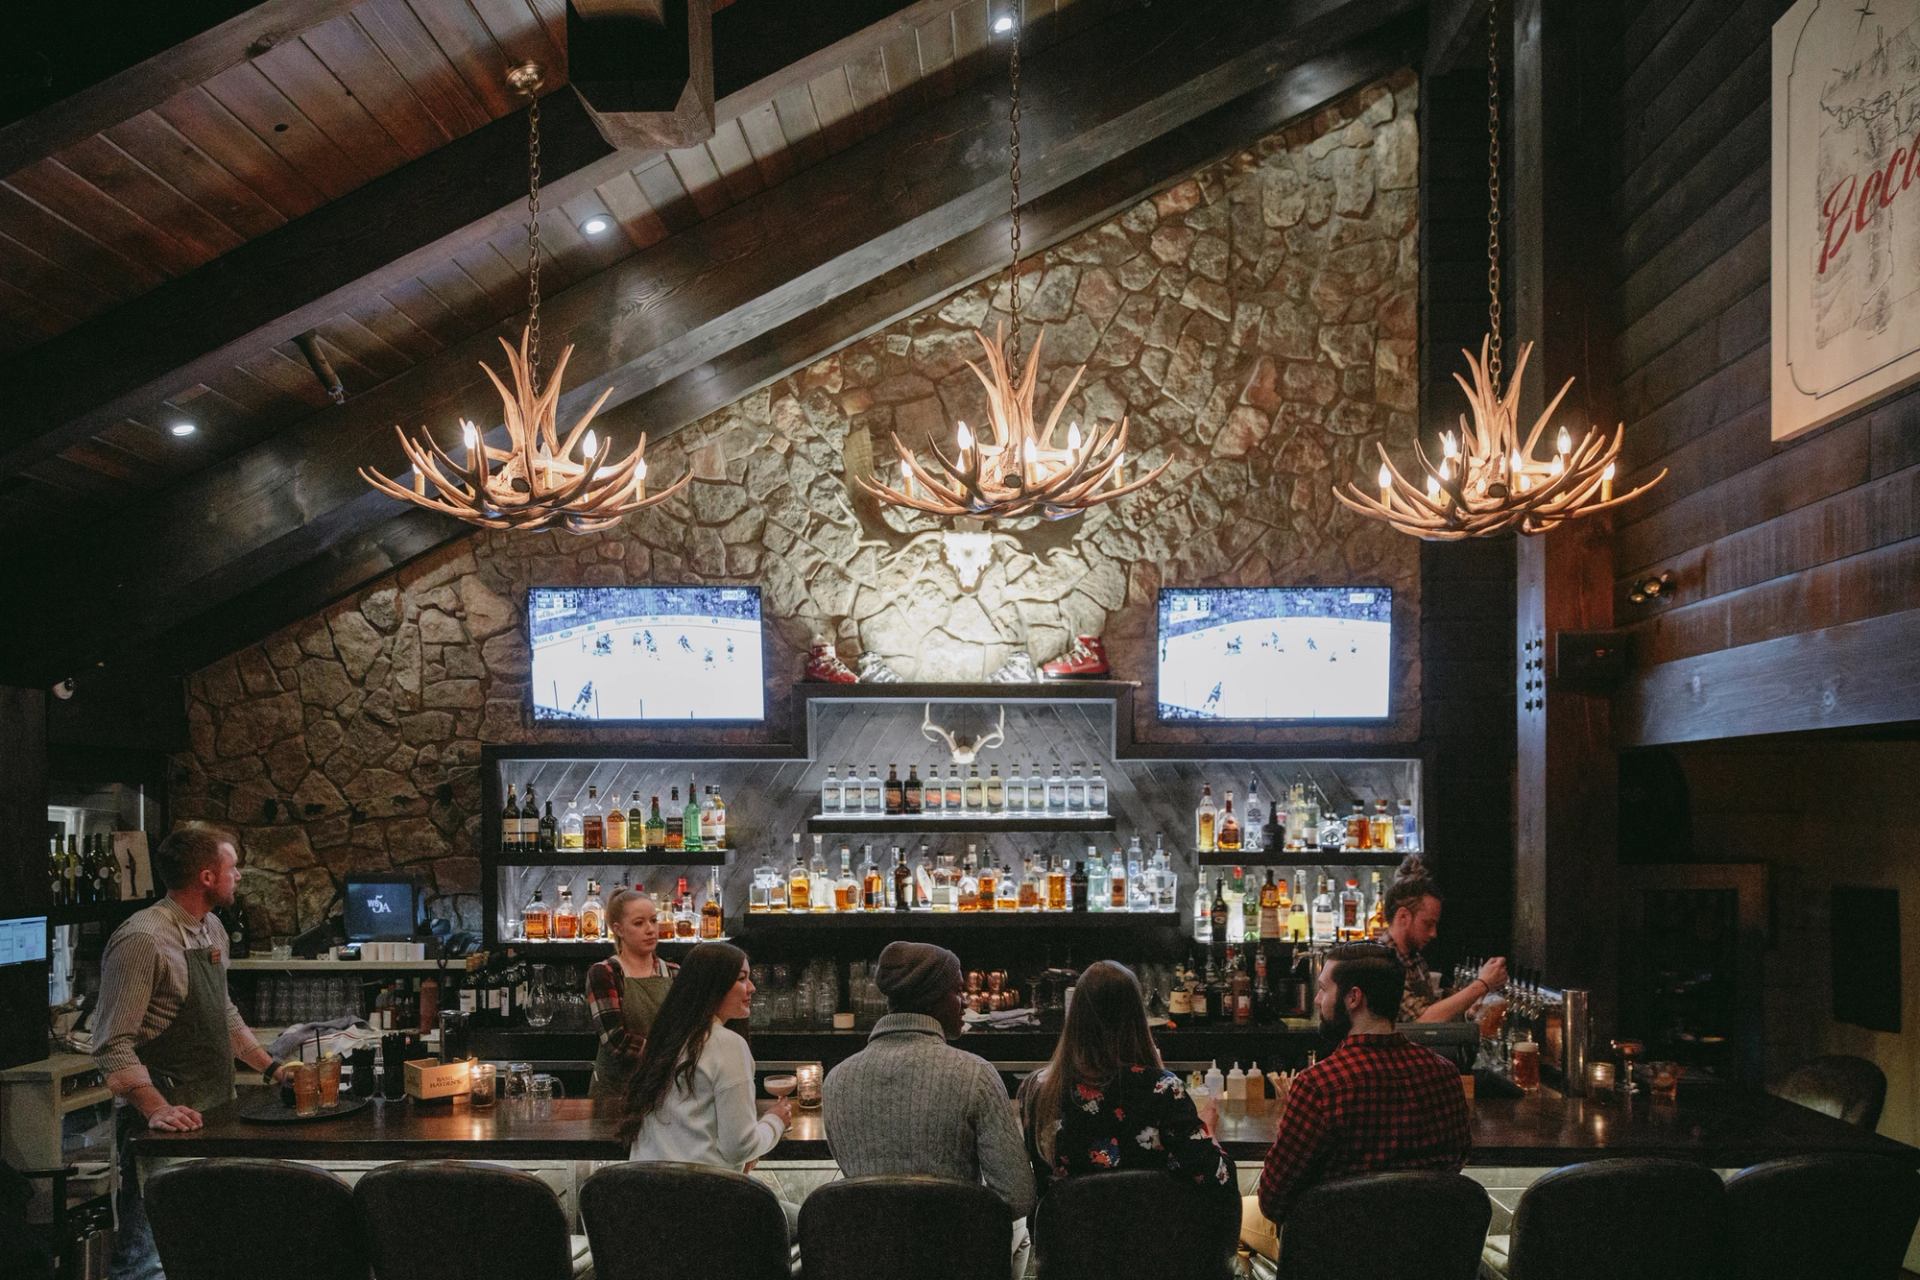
821, 1013, 1037, 1219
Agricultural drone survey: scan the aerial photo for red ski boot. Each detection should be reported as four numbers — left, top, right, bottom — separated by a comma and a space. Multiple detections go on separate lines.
804, 636, 859, 683
1041, 635, 1110, 680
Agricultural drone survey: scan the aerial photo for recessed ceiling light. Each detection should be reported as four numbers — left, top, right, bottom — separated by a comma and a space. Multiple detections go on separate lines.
580, 215, 611, 236
169, 421, 197, 438
992, 14, 1015, 33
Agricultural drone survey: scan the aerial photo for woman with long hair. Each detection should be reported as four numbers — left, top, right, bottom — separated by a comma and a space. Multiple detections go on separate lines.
1018, 961, 1234, 1195
586, 889, 678, 1101
619, 941, 790, 1170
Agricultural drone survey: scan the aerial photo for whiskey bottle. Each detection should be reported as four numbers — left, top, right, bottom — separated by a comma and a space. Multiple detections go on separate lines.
1108, 848, 1127, 911
580, 880, 605, 940
892, 846, 912, 911
1287, 873, 1309, 942
1366, 872, 1387, 939
884, 764, 904, 815
903, 764, 923, 813
700, 876, 724, 939
539, 800, 558, 855
1344, 803, 1368, 852
1195, 784, 1218, 853
958, 848, 980, 912
560, 796, 585, 851
604, 791, 627, 852
1210, 878, 1229, 941
976, 861, 998, 912
1017, 857, 1042, 912
931, 854, 956, 913
582, 786, 605, 851
553, 883, 580, 939
627, 790, 645, 851
1046, 857, 1068, 912
1339, 877, 1364, 940
1070, 861, 1089, 912
522, 888, 551, 941
665, 787, 685, 853
501, 787, 523, 855
1218, 791, 1242, 852
646, 796, 667, 852
1373, 799, 1394, 851
835, 845, 859, 912
996, 865, 1019, 911
787, 833, 812, 912
862, 846, 885, 910
1258, 870, 1282, 940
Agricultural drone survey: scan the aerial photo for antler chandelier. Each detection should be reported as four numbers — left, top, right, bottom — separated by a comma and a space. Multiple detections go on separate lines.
1332, 0, 1661, 540
359, 64, 692, 533
859, 13, 1167, 522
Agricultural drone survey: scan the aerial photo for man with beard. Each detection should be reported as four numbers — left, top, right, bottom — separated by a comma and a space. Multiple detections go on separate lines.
1239, 942, 1472, 1265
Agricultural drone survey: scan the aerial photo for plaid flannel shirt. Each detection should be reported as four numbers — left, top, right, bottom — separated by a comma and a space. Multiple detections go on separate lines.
586, 956, 678, 1065
1255, 1033, 1471, 1224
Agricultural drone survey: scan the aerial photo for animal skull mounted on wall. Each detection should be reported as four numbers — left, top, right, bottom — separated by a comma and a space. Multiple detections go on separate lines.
921, 704, 1006, 764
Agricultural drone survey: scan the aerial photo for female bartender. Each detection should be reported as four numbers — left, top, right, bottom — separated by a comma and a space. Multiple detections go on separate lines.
587, 889, 678, 1100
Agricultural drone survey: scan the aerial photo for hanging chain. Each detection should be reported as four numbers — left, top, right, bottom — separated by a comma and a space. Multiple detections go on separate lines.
1485, 0, 1504, 403
521, 73, 546, 395
1005, 12, 1024, 369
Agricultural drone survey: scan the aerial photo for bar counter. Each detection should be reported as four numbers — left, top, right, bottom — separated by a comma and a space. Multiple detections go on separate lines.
135, 1084, 1919, 1169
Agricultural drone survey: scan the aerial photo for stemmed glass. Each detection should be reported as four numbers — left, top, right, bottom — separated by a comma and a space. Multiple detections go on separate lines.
1611, 1039, 1644, 1095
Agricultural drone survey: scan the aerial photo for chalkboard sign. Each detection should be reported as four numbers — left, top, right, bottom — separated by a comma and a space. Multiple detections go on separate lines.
1831, 886, 1900, 1033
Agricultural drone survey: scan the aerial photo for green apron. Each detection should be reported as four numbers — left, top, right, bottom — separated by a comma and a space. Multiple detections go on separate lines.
133, 941, 236, 1114
590, 961, 672, 1100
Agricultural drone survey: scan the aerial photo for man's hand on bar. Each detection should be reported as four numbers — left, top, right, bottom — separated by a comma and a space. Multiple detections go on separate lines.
144, 1104, 204, 1132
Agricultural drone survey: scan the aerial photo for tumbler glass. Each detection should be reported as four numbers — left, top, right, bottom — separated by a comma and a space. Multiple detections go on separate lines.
291, 1062, 322, 1117
317, 1054, 343, 1110
530, 1073, 565, 1120
469, 1063, 497, 1108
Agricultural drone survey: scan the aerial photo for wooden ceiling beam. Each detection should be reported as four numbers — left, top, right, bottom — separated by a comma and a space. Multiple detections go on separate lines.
2, 0, 1418, 684
0, 0, 366, 177
0, 0, 975, 481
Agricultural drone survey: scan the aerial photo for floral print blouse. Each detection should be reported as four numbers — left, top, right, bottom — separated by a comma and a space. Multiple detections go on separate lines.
1020, 1064, 1236, 1196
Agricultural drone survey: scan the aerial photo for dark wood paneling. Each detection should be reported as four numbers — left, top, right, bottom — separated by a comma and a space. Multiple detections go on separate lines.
0, 686, 49, 1071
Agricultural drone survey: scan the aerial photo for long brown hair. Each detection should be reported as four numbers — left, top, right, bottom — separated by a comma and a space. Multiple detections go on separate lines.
1021, 961, 1161, 1164
617, 941, 748, 1143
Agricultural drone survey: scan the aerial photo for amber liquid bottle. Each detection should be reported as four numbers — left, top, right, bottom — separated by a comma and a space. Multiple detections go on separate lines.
646, 796, 667, 852
553, 884, 579, 939
582, 786, 605, 851
664, 788, 685, 853
604, 798, 627, 852
893, 847, 912, 911
1046, 858, 1068, 912
862, 850, 886, 911
976, 864, 997, 912
700, 877, 724, 939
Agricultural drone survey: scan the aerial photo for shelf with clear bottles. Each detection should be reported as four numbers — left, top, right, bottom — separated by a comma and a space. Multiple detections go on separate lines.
495, 848, 730, 865
805, 815, 1116, 834
499, 937, 726, 957
1196, 850, 1410, 867
736, 911, 1180, 932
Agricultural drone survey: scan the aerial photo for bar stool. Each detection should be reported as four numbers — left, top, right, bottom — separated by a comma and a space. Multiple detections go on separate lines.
1724, 1154, 1920, 1280
147, 1159, 367, 1280
1768, 1055, 1887, 1130
356, 1160, 577, 1280
1034, 1172, 1241, 1280
798, 1175, 1012, 1280
1479, 1158, 1725, 1280
1279, 1171, 1490, 1280
579, 1162, 790, 1280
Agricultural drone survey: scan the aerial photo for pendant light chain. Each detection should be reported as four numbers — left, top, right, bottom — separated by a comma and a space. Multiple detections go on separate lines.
1005, 11, 1024, 369
1485, 0, 1504, 403
523, 76, 546, 395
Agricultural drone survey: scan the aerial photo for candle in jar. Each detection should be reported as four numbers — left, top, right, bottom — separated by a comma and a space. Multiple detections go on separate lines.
1589, 1061, 1616, 1090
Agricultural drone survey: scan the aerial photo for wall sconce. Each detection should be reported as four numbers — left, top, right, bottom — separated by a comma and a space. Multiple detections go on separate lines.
941, 523, 995, 590
1627, 571, 1673, 605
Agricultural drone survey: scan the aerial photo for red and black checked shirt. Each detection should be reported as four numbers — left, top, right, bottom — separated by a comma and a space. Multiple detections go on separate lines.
1255, 1033, 1472, 1224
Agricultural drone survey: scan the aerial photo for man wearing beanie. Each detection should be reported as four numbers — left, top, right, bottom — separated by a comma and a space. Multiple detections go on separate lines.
823, 941, 1036, 1256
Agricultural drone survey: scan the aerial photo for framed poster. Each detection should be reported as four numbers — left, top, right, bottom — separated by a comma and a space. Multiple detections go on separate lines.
1772, 0, 1920, 440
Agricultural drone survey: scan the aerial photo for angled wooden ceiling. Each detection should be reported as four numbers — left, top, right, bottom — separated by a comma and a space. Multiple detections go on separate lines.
1, 0, 1424, 688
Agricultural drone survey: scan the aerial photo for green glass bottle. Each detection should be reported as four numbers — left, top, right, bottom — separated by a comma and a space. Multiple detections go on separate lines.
682, 775, 703, 852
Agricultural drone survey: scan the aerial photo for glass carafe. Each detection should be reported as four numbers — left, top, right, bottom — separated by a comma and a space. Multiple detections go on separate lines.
523, 965, 554, 1028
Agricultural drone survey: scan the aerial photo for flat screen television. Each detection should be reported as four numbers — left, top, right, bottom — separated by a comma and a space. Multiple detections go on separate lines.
344, 876, 416, 942
528, 586, 766, 722
1156, 586, 1392, 721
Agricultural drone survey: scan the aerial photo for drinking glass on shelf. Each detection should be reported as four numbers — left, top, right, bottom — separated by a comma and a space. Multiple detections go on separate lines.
317, 1054, 343, 1109
271, 936, 292, 961
469, 1063, 497, 1108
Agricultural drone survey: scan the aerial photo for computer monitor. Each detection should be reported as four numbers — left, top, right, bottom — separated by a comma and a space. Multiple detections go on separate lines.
0, 916, 48, 967
344, 877, 416, 942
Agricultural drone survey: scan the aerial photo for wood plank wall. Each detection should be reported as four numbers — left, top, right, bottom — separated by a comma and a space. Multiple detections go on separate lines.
1609, 0, 1920, 742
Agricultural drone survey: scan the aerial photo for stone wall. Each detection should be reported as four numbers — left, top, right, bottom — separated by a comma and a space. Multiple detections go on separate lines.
171, 71, 1423, 934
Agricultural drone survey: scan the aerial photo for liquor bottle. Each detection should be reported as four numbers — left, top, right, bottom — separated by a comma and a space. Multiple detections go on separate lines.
1339, 877, 1364, 940
1002, 763, 1023, 814
1287, 873, 1309, 942
226, 898, 248, 956
787, 833, 811, 911
1210, 878, 1229, 942
675, 877, 697, 938
1258, 870, 1282, 940
1263, 800, 1285, 853
1372, 799, 1394, 851
809, 835, 832, 913
553, 883, 579, 939
48, 839, 63, 908
582, 786, 605, 851
1243, 778, 1263, 852
1045, 762, 1066, 814
1310, 877, 1338, 943
903, 764, 923, 813
604, 791, 627, 852
963, 766, 985, 811
1195, 784, 1218, 853
1218, 791, 1242, 852
1366, 871, 1387, 939
1108, 849, 1127, 911
866, 765, 886, 815
714, 785, 731, 849
1301, 787, 1322, 851
835, 845, 859, 912
1193, 879, 1213, 944
1070, 861, 1089, 912
1253, 949, 1273, 1023
943, 765, 963, 812
501, 787, 523, 854
646, 796, 667, 852
919, 763, 941, 816
976, 860, 997, 912
1028, 762, 1046, 815
1345, 802, 1367, 852
862, 846, 885, 910
931, 854, 956, 913
580, 880, 605, 940
627, 790, 645, 851
958, 848, 981, 912
1064, 764, 1087, 815
996, 865, 1020, 911
539, 800, 558, 855
1086, 846, 1108, 913
1046, 857, 1068, 911
682, 779, 703, 853
523, 887, 551, 941
1284, 784, 1307, 850
700, 876, 724, 939
1088, 763, 1109, 815
985, 765, 1005, 810
893, 846, 912, 911
884, 764, 904, 815
821, 765, 842, 815
665, 788, 685, 853
561, 796, 585, 851
699, 787, 719, 849
1396, 799, 1419, 852
750, 853, 776, 913
1153, 834, 1177, 912
1017, 857, 1041, 911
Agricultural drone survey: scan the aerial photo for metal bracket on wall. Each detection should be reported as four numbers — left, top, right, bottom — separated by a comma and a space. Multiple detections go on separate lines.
1520, 628, 1546, 713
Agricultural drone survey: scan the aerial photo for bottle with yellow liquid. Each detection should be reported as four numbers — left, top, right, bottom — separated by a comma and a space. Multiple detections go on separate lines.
1018, 858, 1042, 911
522, 887, 551, 941
1046, 856, 1068, 912
579, 879, 605, 940
700, 876, 724, 939
786, 833, 811, 912
1195, 784, 1218, 853
552, 883, 579, 940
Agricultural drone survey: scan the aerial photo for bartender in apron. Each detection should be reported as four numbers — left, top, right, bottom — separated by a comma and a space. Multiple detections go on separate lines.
587, 889, 678, 1101
92, 823, 296, 1280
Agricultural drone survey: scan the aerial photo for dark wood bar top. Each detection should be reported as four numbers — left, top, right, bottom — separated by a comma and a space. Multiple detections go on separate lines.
137, 1083, 1919, 1169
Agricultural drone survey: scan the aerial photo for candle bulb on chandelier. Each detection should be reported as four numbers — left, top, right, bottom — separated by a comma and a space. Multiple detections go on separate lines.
461, 421, 478, 473
1066, 421, 1082, 452
1556, 426, 1572, 457
1378, 462, 1393, 507
584, 429, 599, 462
1601, 461, 1616, 502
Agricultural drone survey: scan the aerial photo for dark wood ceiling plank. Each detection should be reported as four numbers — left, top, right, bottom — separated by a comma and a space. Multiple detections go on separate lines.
769, 83, 831, 171
596, 169, 673, 250
153, 86, 328, 220
703, 119, 768, 204
378, 278, 470, 348
468, 0, 570, 80
0, 275, 75, 351
250, 36, 414, 181
7, 157, 208, 278
736, 101, 799, 187
412, 259, 503, 332
403, 0, 526, 118
201, 60, 366, 200
352, 0, 494, 138
632, 158, 702, 236
0, 173, 171, 293
300, 15, 460, 159
340, 296, 446, 367
808, 66, 864, 154
0, 0, 367, 178
843, 46, 897, 136
0, 227, 126, 326
97, 419, 175, 467
104, 111, 289, 240
2, 0, 1417, 684
53, 135, 247, 262
665, 143, 734, 221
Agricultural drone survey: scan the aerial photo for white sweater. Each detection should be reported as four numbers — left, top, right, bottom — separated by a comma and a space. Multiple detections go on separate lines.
628, 1022, 784, 1171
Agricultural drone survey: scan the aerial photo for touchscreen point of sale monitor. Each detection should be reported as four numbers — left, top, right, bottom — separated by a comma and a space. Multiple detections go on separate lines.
529, 586, 766, 722
1157, 586, 1392, 721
